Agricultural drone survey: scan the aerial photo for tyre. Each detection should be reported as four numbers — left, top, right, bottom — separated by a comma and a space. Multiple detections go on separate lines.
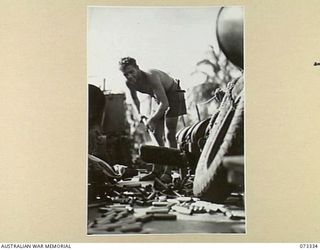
193, 78, 244, 203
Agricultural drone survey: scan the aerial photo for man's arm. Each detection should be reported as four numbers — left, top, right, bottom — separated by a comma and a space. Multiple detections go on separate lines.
126, 82, 140, 114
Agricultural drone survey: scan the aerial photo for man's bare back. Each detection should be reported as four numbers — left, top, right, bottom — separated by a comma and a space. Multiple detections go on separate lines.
126, 69, 175, 98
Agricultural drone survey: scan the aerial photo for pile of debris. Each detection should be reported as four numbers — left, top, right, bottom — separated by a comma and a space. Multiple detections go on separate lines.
88, 177, 245, 234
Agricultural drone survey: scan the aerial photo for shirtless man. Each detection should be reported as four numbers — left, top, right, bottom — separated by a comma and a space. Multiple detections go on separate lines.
119, 57, 187, 181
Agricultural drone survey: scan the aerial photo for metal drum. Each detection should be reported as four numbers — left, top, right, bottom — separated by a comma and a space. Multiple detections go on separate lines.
89, 84, 105, 128
103, 93, 128, 134
216, 6, 244, 69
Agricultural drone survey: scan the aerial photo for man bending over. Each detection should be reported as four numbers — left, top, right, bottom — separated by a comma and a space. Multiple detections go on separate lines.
119, 57, 187, 181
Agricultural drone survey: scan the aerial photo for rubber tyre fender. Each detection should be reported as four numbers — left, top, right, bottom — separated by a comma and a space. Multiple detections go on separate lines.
176, 125, 192, 150
185, 122, 200, 142
193, 92, 244, 203
190, 117, 212, 152
176, 126, 189, 143
190, 118, 211, 144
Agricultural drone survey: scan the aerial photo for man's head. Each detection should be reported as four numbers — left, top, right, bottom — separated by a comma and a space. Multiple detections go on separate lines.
119, 57, 140, 83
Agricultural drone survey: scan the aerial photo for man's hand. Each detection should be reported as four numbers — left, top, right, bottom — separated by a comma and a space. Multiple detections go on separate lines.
139, 114, 148, 123
146, 117, 156, 132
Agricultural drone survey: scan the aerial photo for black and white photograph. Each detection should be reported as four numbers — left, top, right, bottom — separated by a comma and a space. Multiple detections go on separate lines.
87, 6, 245, 234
